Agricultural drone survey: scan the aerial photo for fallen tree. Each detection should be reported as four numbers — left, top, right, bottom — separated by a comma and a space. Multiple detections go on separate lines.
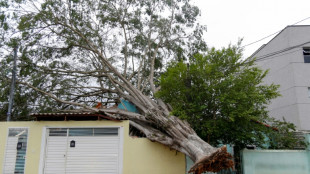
0, 0, 233, 173
19, 75, 234, 173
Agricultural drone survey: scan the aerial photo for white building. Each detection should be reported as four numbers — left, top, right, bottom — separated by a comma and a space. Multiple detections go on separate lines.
252, 25, 310, 131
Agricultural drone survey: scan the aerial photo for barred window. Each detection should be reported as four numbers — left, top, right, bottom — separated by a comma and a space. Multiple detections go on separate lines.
303, 48, 310, 63
3, 128, 28, 174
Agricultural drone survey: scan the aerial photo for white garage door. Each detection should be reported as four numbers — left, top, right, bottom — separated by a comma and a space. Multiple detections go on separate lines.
43, 128, 120, 174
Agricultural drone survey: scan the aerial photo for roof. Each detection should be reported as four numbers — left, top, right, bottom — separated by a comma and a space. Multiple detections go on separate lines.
251, 25, 310, 58
30, 112, 121, 121
250, 44, 266, 58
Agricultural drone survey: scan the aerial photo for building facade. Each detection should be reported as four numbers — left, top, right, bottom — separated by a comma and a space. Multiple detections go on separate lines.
0, 120, 185, 174
252, 25, 310, 131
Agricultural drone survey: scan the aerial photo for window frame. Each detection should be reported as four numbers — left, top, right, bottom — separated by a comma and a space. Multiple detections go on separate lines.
303, 48, 310, 63
2, 127, 29, 174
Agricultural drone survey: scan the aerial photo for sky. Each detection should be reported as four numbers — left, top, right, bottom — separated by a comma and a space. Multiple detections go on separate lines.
193, 0, 310, 58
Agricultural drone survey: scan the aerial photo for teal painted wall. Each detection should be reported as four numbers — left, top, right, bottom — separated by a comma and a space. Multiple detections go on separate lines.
118, 100, 139, 113
242, 134, 310, 174
242, 149, 310, 174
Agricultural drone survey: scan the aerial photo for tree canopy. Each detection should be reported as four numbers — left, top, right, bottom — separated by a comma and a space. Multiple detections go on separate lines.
0, 0, 207, 118
157, 44, 304, 149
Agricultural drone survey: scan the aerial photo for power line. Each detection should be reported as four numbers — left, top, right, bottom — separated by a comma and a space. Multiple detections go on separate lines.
256, 49, 302, 63
242, 16, 310, 48
254, 40, 310, 62
242, 31, 280, 48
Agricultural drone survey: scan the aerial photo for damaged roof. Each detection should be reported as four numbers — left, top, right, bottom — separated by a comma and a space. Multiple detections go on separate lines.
30, 112, 122, 121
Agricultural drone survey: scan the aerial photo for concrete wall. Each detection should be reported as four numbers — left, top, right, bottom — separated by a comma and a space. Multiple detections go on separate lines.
242, 149, 310, 174
242, 134, 310, 174
253, 26, 310, 130
0, 121, 185, 174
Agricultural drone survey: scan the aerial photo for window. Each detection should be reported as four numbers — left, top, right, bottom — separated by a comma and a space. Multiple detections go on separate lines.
94, 128, 118, 136
308, 87, 310, 98
303, 48, 310, 63
48, 128, 67, 136
69, 128, 93, 136
48, 128, 118, 136
3, 128, 28, 174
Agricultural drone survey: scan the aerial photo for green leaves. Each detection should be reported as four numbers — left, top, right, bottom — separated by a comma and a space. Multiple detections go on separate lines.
0, 0, 205, 122
157, 44, 301, 149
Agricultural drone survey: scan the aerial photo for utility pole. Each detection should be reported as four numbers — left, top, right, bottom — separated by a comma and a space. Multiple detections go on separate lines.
7, 46, 17, 121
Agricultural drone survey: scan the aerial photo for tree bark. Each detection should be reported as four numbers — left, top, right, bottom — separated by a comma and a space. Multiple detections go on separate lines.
105, 98, 234, 173
120, 95, 234, 173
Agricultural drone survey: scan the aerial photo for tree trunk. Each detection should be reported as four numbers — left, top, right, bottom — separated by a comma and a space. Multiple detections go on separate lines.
98, 93, 234, 173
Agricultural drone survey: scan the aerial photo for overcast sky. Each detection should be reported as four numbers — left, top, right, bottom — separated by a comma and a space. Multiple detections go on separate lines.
193, 0, 310, 58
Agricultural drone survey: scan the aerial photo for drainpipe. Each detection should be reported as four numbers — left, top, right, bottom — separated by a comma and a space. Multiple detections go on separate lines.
7, 46, 17, 121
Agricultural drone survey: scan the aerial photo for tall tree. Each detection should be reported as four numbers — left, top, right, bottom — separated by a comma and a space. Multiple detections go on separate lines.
157, 44, 279, 147
0, 0, 232, 173
157, 44, 305, 172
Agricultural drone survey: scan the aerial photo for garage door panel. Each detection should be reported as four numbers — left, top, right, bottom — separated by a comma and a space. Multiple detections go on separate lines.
43, 128, 120, 174
66, 160, 117, 165
43, 137, 67, 174
66, 169, 118, 174
67, 149, 119, 153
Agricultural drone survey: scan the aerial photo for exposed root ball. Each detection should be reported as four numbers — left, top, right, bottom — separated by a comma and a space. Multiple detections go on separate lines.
189, 146, 234, 174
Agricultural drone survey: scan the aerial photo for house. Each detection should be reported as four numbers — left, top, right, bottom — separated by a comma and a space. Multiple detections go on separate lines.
0, 113, 185, 174
252, 25, 310, 131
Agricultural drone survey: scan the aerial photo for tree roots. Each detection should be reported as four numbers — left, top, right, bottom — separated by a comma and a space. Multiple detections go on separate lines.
188, 146, 234, 174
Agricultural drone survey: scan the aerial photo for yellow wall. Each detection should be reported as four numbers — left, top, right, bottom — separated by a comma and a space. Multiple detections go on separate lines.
0, 121, 185, 174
